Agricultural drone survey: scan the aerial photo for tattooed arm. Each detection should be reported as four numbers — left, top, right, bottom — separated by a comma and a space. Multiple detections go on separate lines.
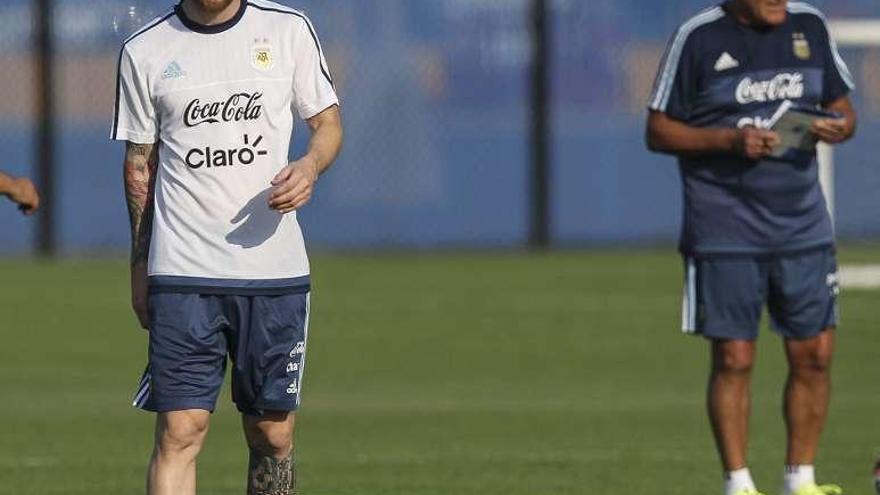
123, 141, 158, 330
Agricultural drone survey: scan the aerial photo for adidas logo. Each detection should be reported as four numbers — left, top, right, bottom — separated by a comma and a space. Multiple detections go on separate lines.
162, 61, 186, 80
714, 52, 740, 72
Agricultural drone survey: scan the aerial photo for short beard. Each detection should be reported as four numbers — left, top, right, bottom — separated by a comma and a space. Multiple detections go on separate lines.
195, 0, 236, 15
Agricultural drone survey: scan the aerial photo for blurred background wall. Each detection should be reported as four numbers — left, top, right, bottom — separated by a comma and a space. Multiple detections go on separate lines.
0, 0, 878, 254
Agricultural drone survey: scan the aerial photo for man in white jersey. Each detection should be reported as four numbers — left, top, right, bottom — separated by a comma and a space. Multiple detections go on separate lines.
111, 1, 342, 493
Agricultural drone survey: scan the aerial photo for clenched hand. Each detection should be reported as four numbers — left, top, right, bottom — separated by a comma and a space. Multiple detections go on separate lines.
268, 158, 319, 214
733, 127, 781, 161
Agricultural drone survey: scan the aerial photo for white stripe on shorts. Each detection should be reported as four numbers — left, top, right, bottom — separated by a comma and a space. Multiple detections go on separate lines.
681, 258, 698, 334
132, 366, 152, 409
295, 293, 311, 408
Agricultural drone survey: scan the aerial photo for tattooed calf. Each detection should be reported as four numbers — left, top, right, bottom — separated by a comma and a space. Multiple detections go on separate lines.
248, 454, 295, 495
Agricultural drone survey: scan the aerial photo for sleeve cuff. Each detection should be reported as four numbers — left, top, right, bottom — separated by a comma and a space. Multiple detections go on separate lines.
297, 95, 340, 120
110, 128, 157, 144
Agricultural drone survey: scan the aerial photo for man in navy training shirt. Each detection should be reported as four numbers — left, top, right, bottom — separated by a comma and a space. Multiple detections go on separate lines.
646, 1, 856, 495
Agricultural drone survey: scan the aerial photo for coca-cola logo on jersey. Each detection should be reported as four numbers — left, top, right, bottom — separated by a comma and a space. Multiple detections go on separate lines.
735, 73, 804, 104
184, 92, 264, 127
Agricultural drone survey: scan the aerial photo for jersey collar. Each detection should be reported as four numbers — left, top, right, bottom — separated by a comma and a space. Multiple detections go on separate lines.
175, 0, 247, 34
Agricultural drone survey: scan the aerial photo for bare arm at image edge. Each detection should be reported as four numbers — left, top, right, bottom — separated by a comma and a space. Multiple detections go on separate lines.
0, 171, 40, 215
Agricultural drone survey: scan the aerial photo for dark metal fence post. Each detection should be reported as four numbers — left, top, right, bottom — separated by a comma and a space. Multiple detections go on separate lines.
35, 0, 56, 257
529, 0, 551, 249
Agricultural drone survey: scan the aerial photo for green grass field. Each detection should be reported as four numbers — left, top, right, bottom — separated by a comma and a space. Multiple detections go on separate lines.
1, 249, 878, 495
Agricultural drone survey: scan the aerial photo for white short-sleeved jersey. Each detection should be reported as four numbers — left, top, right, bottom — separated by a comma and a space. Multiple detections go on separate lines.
111, 0, 338, 294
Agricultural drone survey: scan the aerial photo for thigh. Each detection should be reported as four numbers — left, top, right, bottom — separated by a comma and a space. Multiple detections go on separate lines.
135, 293, 229, 413
768, 247, 839, 340
683, 256, 767, 341
229, 292, 311, 416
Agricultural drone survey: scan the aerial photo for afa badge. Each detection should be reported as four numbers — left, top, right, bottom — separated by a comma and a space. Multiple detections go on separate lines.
251, 43, 274, 72
793, 33, 811, 60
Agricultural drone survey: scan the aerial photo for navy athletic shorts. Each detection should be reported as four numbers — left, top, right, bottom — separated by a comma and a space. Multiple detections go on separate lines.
680, 247, 839, 341
132, 291, 310, 415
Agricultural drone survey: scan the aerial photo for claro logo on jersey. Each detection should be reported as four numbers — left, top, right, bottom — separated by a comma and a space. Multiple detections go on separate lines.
186, 134, 268, 169
184, 92, 263, 127
735, 73, 804, 104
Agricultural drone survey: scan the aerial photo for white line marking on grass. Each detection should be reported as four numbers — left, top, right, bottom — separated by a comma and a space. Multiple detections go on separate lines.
0, 457, 58, 468
840, 264, 880, 289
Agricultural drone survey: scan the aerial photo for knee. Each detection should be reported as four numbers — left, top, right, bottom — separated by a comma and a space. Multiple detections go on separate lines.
791, 343, 833, 374
247, 418, 294, 457
713, 345, 755, 376
157, 412, 210, 454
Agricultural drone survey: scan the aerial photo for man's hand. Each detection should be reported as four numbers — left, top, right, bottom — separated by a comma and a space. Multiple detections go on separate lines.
814, 95, 857, 145
811, 118, 850, 144
733, 127, 781, 161
5, 177, 40, 215
264, 105, 342, 215
131, 261, 149, 330
268, 157, 319, 214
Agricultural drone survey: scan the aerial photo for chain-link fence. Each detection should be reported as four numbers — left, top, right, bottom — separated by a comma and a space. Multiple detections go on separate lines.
0, 0, 878, 254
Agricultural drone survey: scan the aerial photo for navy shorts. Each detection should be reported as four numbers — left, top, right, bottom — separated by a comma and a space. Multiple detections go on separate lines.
681, 247, 839, 341
132, 291, 310, 415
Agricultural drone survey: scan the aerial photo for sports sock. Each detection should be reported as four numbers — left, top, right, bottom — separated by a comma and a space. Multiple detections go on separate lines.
783, 465, 815, 494
725, 467, 757, 495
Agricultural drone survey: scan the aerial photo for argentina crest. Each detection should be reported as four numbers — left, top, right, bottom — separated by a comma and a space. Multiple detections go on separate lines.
792, 32, 811, 60
251, 41, 274, 71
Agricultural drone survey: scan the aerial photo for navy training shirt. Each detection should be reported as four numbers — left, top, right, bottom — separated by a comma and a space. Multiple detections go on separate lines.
649, 1, 854, 256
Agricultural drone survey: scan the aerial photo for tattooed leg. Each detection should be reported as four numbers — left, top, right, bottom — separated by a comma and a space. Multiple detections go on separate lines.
248, 452, 295, 495
242, 412, 296, 495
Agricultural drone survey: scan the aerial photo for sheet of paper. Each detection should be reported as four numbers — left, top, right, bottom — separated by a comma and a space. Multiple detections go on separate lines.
767, 101, 836, 159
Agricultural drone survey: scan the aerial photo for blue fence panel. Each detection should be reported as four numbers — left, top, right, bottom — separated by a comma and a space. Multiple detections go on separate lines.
0, 0, 35, 252
0, 127, 36, 252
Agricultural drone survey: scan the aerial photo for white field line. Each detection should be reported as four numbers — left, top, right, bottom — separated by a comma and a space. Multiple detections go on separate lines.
840, 264, 880, 289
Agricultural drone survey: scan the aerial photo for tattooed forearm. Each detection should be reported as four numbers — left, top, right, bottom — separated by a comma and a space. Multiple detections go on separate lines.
248, 453, 295, 495
123, 142, 158, 266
